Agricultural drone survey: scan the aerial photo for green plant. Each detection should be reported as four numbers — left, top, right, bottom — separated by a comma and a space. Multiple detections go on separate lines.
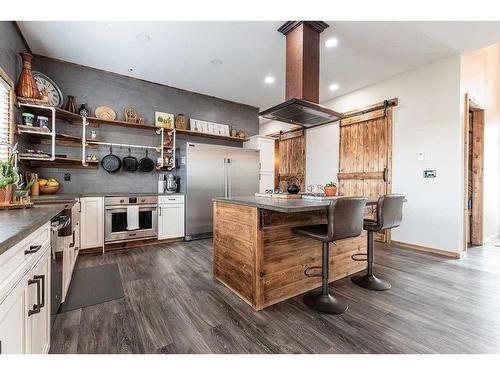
0, 154, 20, 189
325, 181, 337, 187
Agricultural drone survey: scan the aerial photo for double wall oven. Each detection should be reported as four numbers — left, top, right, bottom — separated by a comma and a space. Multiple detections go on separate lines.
104, 195, 158, 244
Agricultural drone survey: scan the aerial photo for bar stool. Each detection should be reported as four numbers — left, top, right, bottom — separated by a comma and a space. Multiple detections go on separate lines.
351, 194, 405, 291
292, 197, 367, 314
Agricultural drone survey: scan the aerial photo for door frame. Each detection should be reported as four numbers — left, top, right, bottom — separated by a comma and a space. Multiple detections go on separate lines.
463, 93, 485, 249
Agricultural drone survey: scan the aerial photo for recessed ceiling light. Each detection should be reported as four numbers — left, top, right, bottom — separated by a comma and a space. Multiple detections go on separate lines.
136, 34, 151, 42
325, 38, 338, 48
210, 59, 223, 66
329, 83, 340, 91
129, 68, 134, 72
264, 76, 275, 84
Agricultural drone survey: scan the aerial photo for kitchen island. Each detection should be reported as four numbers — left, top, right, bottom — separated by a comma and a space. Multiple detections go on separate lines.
212, 196, 376, 310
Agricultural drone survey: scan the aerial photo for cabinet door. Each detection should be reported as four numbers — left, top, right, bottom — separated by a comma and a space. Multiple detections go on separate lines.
28, 247, 51, 354
0, 272, 29, 354
80, 197, 103, 249
258, 138, 275, 173
158, 204, 185, 240
259, 172, 274, 193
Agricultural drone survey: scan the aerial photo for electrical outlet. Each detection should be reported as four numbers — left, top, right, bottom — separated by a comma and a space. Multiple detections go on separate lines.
417, 152, 425, 161
423, 170, 436, 178
64, 173, 71, 181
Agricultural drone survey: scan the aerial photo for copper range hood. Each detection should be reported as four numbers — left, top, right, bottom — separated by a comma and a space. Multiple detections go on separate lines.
259, 21, 342, 128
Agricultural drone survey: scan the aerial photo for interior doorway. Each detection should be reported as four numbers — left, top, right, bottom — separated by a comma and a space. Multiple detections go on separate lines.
464, 94, 485, 249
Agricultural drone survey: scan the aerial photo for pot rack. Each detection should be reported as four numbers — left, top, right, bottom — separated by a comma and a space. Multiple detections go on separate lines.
81, 116, 174, 168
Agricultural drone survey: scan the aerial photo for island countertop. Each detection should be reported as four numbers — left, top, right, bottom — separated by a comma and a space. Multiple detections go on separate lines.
0, 202, 74, 256
213, 196, 377, 213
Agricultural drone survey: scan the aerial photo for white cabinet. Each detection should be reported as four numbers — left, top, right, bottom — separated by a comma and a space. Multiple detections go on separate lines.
158, 195, 185, 240
27, 246, 50, 354
0, 223, 51, 354
244, 135, 275, 193
0, 271, 28, 354
79, 197, 103, 249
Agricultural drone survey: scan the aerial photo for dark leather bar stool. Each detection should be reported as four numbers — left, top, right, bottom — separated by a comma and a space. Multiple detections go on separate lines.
292, 197, 367, 314
351, 194, 405, 291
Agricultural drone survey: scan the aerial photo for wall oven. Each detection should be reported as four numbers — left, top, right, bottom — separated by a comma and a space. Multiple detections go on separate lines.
104, 196, 158, 244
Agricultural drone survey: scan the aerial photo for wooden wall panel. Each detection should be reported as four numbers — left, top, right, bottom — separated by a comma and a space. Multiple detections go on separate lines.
278, 131, 306, 191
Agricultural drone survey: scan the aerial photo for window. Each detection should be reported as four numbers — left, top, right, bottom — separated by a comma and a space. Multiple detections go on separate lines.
0, 68, 14, 161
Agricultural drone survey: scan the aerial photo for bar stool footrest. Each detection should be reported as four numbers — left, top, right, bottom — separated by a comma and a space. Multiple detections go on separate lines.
351, 253, 368, 262
304, 266, 322, 277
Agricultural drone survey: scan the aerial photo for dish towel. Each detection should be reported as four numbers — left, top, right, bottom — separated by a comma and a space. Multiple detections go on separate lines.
126, 205, 139, 231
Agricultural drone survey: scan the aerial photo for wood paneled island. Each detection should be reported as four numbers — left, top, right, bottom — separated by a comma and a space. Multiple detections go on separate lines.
213, 196, 375, 311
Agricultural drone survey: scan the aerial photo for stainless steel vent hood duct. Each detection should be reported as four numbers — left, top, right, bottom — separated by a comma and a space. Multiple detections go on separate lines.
259, 21, 342, 128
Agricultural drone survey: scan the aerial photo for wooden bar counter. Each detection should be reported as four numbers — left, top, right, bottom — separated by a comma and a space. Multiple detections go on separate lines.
212, 196, 375, 311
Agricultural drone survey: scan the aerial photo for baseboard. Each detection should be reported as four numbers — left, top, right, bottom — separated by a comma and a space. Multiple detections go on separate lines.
390, 240, 463, 259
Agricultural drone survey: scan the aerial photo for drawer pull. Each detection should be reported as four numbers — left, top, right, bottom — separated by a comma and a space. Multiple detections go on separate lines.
25, 245, 41, 255
28, 278, 41, 316
34, 274, 45, 308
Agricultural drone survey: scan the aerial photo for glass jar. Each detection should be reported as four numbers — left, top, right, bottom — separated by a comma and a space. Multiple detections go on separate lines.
22, 112, 35, 126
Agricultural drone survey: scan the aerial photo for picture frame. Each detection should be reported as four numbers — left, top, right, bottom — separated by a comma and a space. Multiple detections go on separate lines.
155, 111, 174, 128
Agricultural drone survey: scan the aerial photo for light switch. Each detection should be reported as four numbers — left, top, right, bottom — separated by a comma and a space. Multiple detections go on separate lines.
423, 170, 436, 178
417, 152, 425, 161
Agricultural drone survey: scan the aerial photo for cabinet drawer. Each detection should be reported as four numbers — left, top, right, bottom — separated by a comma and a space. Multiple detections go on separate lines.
0, 223, 50, 303
159, 195, 185, 204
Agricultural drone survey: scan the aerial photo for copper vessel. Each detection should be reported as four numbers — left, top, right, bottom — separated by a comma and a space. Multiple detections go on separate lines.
16, 53, 41, 99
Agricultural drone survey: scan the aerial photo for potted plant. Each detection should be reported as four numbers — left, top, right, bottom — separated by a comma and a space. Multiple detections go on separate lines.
323, 181, 337, 197
0, 155, 20, 204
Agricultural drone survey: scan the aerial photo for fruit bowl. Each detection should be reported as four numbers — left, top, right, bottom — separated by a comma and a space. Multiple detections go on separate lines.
39, 185, 59, 194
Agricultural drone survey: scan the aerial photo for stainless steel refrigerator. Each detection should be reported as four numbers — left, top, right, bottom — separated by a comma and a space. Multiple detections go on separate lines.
185, 142, 260, 240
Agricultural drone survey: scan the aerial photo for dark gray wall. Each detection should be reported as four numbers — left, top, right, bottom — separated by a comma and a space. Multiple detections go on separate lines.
28, 56, 259, 194
0, 21, 28, 81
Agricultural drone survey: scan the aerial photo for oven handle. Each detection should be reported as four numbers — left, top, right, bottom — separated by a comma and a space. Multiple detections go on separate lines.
105, 205, 158, 212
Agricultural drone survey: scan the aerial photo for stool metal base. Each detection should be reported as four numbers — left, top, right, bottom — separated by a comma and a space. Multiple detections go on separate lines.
351, 274, 391, 291
303, 292, 349, 315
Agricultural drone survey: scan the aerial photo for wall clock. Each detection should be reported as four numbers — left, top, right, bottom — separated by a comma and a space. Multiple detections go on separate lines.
32, 71, 63, 108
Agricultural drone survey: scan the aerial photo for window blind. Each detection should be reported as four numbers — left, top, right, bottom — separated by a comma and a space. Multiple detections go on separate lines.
0, 76, 11, 161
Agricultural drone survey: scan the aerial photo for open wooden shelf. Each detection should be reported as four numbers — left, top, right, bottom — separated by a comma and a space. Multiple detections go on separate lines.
19, 157, 99, 169
175, 128, 246, 142
17, 125, 99, 148
53, 111, 246, 142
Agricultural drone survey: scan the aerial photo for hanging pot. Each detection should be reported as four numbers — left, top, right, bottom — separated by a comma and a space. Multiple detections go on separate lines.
101, 146, 121, 173
138, 149, 155, 172
122, 147, 138, 172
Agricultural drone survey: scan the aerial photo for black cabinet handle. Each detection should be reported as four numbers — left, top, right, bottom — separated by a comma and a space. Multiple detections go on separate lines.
34, 274, 45, 308
25, 245, 41, 255
159, 206, 162, 216
69, 230, 75, 247
28, 278, 41, 316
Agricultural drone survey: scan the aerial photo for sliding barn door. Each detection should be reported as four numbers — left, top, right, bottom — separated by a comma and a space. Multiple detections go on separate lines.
278, 130, 305, 191
338, 107, 393, 241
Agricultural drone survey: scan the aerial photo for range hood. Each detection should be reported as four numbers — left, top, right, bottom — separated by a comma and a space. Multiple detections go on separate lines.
259, 21, 342, 128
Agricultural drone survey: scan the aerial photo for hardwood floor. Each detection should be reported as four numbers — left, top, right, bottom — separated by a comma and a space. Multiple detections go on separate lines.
50, 240, 500, 354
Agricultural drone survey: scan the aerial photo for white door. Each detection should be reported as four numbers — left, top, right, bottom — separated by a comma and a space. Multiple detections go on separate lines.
259, 172, 274, 193
0, 272, 29, 354
28, 247, 51, 354
79, 197, 103, 249
258, 138, 275, 173
158, 204, 185, 240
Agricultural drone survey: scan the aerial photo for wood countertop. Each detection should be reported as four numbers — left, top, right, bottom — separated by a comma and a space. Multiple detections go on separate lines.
212, 196, 377, 213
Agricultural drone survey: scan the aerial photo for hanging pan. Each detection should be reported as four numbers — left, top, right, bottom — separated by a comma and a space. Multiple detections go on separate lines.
122, 147, 138, 172
101, 146, 121, 173
138, 149, 155, 172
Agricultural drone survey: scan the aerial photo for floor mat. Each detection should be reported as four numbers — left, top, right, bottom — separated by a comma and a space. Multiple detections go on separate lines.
58, 263, 124, 313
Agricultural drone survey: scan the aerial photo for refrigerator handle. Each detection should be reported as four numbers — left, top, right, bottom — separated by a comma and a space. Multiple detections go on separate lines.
223, 158, 228, 198
227, 158, 232, 198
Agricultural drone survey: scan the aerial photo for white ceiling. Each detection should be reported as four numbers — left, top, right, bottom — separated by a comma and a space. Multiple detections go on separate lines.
17, 21, 500, 110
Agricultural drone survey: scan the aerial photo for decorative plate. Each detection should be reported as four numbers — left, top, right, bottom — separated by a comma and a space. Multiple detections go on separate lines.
95, 106, 117, 120
32, 71, 63, 108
